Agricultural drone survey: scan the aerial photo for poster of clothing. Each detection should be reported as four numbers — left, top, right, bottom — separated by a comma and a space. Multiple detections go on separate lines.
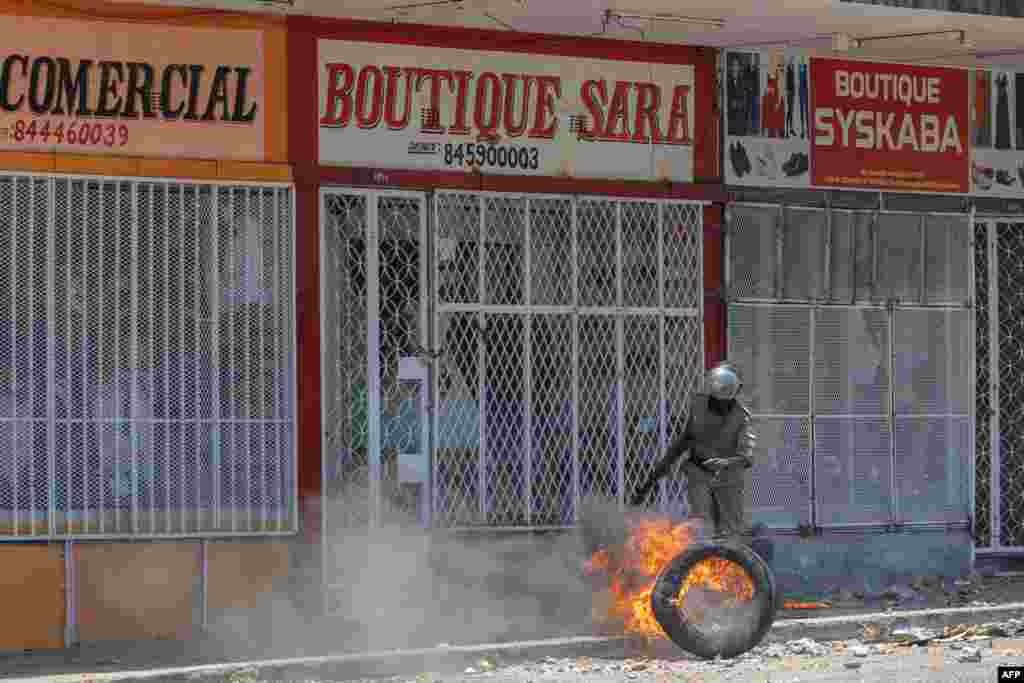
972, 68, 1024, 195
724, 50, 811, 188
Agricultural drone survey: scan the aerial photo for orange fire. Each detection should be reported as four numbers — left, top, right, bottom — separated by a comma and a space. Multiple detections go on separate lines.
583, 515, 756, 637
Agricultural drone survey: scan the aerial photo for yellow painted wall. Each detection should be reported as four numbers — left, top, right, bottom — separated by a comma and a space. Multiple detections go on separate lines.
0, 544, 65, 651
77, 541, 200, 642
207, 539, 292, 610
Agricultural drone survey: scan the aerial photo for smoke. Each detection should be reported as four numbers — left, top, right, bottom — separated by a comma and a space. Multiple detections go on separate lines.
196, 493, 681, 659
326, 504, 614, 652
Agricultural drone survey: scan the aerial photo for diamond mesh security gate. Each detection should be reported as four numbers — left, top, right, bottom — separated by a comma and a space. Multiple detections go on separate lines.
0, 173, 297, 538
320, 189, 705, 536
320, 189, 429, 534
975, 219, 1024, 552
432, 192, 704, 528
727, 203, 972, 530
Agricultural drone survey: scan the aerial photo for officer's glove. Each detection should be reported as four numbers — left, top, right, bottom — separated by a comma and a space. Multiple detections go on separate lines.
703, 457, 738, 470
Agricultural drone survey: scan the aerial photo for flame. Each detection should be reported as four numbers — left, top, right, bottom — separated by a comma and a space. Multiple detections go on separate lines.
584, 515, 755, 637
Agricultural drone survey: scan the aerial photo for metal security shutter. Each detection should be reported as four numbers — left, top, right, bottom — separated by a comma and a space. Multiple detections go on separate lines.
727, 304, 812, 528
728, 200, 972, 531
815, 306, 891, 526
0, 174, 297, 539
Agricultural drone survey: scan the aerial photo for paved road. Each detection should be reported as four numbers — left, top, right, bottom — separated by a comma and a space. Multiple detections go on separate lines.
3, 648, 1021, 683
334, 651, 1024, 683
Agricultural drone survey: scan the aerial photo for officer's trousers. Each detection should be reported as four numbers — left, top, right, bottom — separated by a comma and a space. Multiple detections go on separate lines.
683, 462, 751, 546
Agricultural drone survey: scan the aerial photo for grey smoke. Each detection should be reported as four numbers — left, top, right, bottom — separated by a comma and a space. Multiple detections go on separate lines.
201, 496, 623, 658
200, 493, 700, 659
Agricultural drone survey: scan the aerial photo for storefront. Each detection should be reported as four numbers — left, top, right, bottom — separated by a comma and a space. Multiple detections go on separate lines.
0, 1, 296, 650
722, 48, 975, 587
286, 16, 726, 611
969, 63, 1024, 558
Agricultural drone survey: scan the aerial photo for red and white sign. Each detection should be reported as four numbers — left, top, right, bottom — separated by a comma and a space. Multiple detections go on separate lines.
318, 40, 696, 182
811, 58, 969, 193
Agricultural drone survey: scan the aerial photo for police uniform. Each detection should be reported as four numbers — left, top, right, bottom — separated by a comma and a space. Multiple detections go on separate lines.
663, 393, 757, 543
684, 395, 757, 544
631, 362, 757, 544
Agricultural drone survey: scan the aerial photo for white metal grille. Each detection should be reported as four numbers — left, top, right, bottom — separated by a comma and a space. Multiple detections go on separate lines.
0, 174, 297, 539
320, 189, 429, 537
986, 221, 1024, 549
974, 222, 993, 548
432, 192, 704, 527
728, 203, 972, 530
320, 189, 703, 535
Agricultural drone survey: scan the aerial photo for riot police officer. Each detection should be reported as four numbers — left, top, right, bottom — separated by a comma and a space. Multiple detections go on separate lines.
632, 362, 757, 544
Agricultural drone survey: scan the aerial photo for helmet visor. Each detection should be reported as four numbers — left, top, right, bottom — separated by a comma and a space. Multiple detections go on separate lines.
706, 365, 740, 401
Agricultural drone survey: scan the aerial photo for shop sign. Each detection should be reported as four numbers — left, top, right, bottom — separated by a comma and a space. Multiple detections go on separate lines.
0, 15, 264, 160
723, 50, 969, 193
812, 59, 968, 192
318, 40, 696, 182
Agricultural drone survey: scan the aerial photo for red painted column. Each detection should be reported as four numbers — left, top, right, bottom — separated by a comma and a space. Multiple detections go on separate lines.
703, 204, 726, 368
286, 22, 324, 611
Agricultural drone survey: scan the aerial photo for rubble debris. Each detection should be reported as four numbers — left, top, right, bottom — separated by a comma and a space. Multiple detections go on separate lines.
975, 623, 1010, 637
882, 584, 919, 603
862, 622, 886, 642
225, 669, 259, 683
768, 638, 830, 657
956, 646, 982, 663
371, 618, 1024, 682
889, 619, 938, 645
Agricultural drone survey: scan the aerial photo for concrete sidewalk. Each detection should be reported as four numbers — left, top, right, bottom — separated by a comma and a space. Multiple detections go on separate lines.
7, 602, 1024, 683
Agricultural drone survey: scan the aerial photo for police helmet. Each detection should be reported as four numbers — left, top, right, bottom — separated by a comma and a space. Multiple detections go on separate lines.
705, 362, 742, 401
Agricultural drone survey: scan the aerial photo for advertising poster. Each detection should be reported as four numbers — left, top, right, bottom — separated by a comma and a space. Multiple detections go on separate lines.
318, 40, 696, 182
723, 50, 812, 188
971, 69, 1024, 195
724, 50, 970, 194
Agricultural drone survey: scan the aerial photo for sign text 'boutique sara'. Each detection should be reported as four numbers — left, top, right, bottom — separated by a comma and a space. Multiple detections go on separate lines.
318, 40, 697, 182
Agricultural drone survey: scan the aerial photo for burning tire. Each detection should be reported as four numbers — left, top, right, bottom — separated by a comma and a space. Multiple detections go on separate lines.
650, 541, 777, 660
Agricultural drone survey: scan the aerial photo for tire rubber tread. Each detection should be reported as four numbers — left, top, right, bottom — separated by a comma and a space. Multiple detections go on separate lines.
650, 541, 777, 659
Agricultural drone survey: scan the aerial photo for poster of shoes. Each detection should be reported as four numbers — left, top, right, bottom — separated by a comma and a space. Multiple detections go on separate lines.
972, 68, 1024, 196
724, 49, 811, 188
